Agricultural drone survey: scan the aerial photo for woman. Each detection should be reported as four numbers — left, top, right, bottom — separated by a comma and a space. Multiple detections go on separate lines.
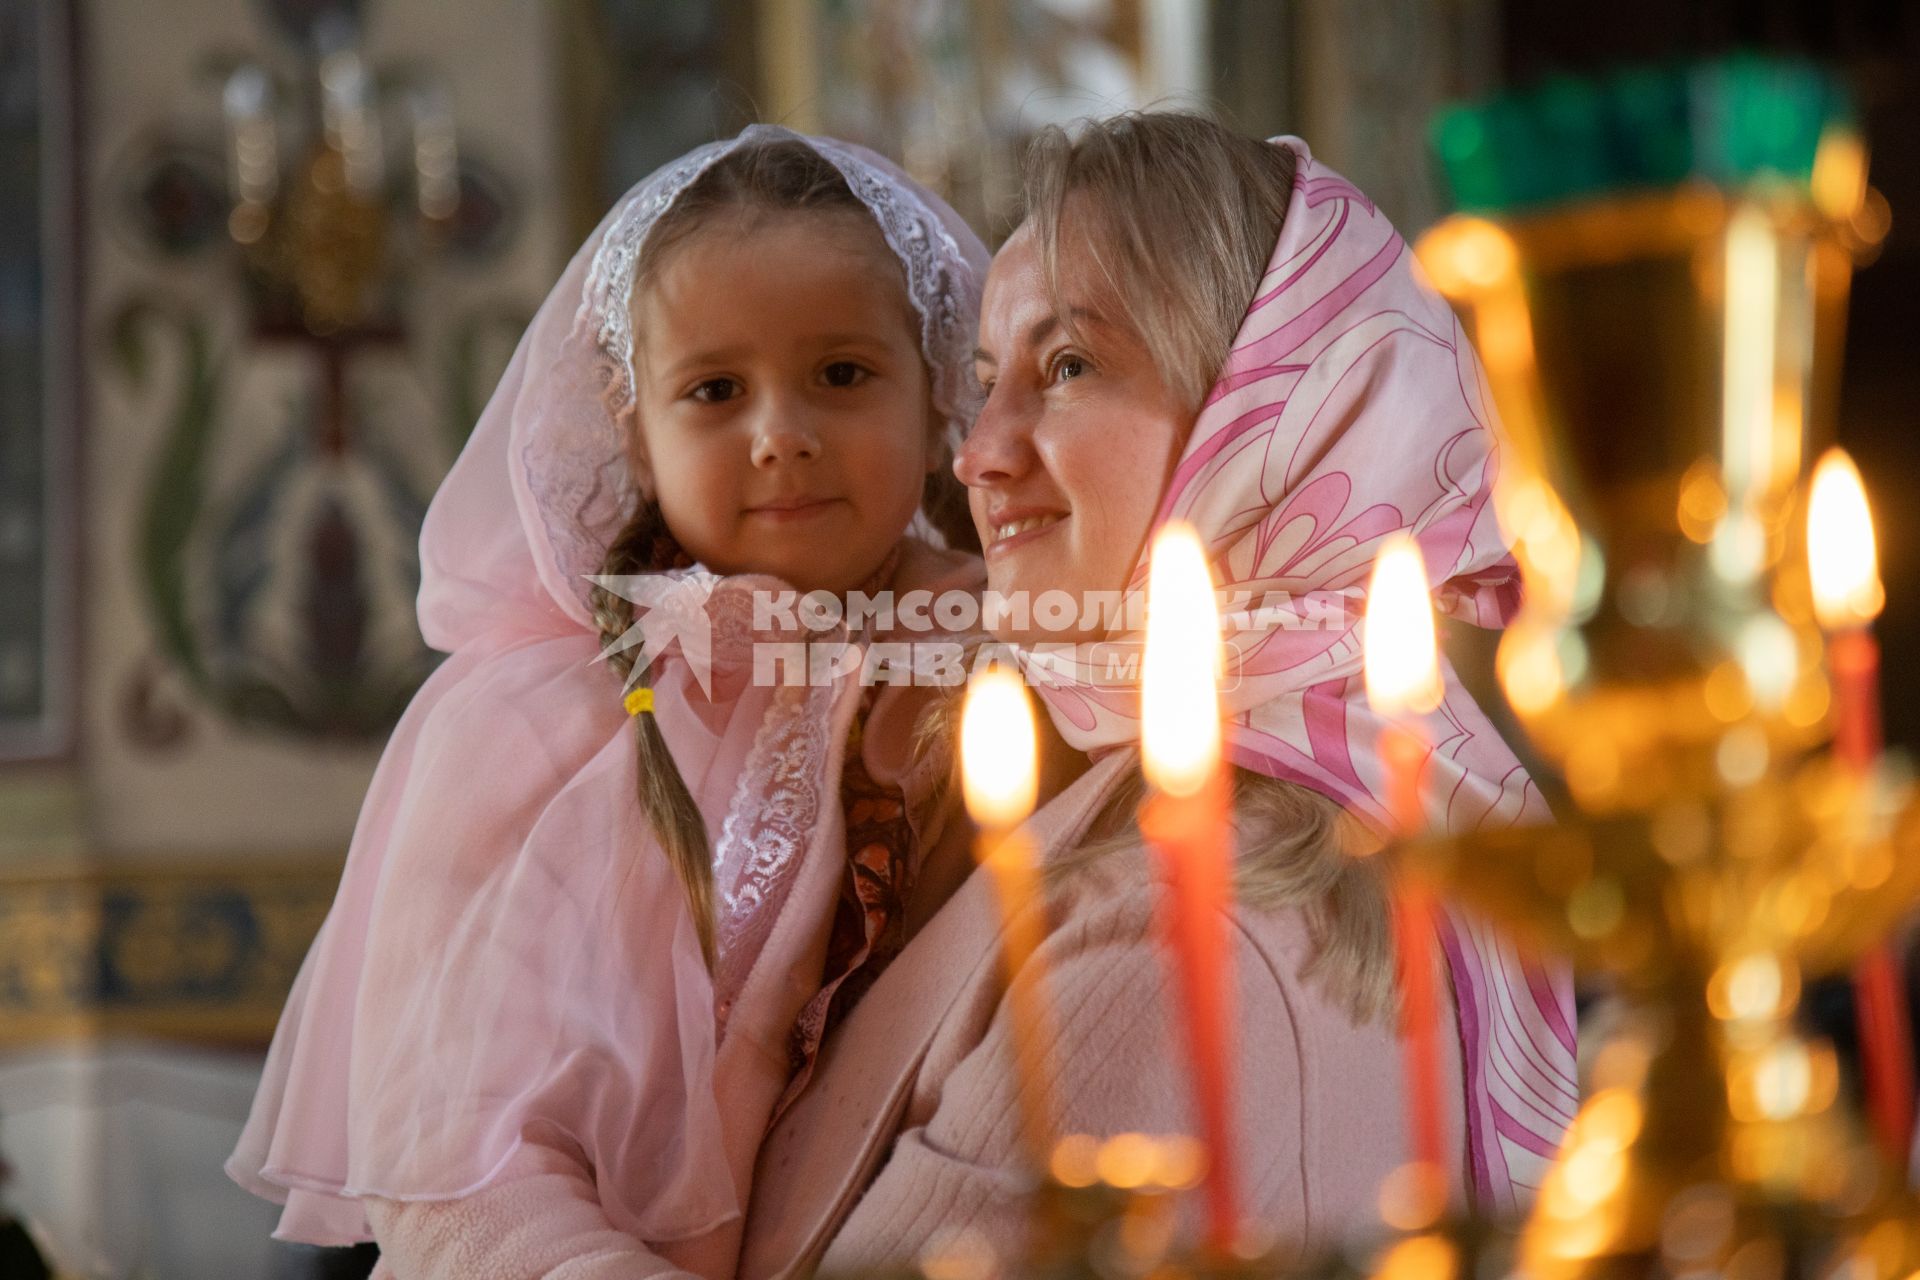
724, 115, 1577, 1274
369, 114, 1576, 1277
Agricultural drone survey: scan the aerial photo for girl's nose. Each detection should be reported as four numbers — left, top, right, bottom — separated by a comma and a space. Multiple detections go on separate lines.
953, 387, 1030, 488
751, 405, 821, 467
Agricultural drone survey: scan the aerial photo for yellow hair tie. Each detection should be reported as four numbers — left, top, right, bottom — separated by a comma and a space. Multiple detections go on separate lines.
624, 687, 655, 716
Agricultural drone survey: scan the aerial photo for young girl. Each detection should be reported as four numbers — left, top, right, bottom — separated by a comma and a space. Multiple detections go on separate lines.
227, 126, 988, 1272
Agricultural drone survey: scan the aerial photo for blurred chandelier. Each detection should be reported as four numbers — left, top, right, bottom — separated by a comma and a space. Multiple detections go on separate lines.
216, 5, 460, 335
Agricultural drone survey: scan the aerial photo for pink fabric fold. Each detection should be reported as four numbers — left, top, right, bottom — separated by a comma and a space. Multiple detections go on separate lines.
1016, 136, 1578, 1214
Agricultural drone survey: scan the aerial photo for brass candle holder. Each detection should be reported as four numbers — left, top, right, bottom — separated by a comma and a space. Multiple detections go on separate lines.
1397, 57, 1918, 1279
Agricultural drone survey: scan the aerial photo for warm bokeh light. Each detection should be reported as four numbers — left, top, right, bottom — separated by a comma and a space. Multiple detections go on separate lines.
1494, 474, 1584, 616
960, 665, 1038, 830
1811, 128, 1869, 222
1722, 206, 1780, 510
1048, 1135, 1099, 1189
1093, 1132, 1158, 1190
1141, 522, 1223, 798
1364, 533, 1444, 717
1497, 622, 1566, 716
1807, 448, 1885, 629
1416, 215, 1520, 295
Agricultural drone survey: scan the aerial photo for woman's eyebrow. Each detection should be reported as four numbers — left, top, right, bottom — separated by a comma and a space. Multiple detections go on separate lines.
975, 310, 1087, 368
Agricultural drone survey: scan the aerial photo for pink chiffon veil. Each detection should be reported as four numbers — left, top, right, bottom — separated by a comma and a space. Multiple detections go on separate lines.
1018, 137, 1579, 1216
225, 124, 989, 1246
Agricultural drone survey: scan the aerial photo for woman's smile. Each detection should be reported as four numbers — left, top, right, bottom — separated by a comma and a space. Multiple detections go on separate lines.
983, 508, 1068, 557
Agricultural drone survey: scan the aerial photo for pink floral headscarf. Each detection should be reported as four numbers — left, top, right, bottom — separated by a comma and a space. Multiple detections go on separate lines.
1020, 137, 1578, 1214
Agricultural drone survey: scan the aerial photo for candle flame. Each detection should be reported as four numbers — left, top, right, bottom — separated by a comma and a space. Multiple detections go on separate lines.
1807, 448, 1884, 629
1141, 522, 1223, 798
960, 665, 1038, 830
1364, 534, 1444, 717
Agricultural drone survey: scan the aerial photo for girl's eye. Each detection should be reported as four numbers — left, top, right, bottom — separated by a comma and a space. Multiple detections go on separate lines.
691, 377, 742, 404
822, 361, 871, 388
1048, 353, 1088, 385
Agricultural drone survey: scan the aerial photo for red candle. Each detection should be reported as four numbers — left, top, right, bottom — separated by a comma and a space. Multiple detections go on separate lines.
1140, 769, 1239, 1246
1808, 448, 1913, 1162
1365, 536, 1450, 1221
1393, 888, 1447, 1189
1381, 724, 1446, 1196
960, 666, 1057, 1169
1828, 628, 1883, 775
1380, 721, 1429, 837
1141, 523, 1240, 1250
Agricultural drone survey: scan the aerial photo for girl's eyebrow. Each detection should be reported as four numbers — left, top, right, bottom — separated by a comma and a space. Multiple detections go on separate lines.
654, 345, 749, 381
655, 331, 895, 381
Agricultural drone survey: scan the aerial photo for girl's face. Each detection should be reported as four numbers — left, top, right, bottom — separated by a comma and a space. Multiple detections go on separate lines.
958, 220, 1189, 642
632, 210, 933, 594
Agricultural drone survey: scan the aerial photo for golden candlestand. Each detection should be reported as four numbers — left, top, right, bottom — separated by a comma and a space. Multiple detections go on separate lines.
1401, 62, 1919, 1280
1416, 171, 1877, 811
1394, 760, 1920, 1275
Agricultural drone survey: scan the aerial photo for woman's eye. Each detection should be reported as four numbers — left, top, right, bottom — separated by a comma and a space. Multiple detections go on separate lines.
1049, 353, 1088, 384
691, 377, 742, 404
822, 361, 871, 388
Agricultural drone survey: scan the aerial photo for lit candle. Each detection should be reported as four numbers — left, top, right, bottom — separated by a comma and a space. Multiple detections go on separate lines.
221, 65, 277, 244
320, 47, 384, 200
1363, 533, 1448, 1224
1807, 448, 1911, 1161
960, 665, 1056, 1169
1809, 449, 1887, 771
1139, 522, 1240, 1251
409, 82, 460, 223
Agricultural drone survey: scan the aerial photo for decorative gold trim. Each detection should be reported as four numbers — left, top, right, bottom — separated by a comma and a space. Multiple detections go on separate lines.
0, 856, 343, 1049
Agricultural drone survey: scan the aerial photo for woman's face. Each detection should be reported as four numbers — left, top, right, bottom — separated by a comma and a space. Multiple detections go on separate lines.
957, 220, 1189, 643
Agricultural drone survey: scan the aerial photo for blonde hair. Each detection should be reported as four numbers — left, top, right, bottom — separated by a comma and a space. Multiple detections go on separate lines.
1064, 762, 1395, 1023
589, 139, 974, 967
982, 114, 1394, 1021
915, 680, 1394, 1022
1021, 111, 1297, 413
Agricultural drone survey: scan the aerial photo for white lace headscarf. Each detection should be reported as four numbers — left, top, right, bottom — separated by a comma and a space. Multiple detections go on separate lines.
228, 126, 990, 1250
492, 124, 988, 636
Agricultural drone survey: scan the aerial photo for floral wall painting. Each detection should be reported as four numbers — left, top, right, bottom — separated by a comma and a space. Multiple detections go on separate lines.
73, 0, 558, 855
101, 0, 530, 751
106, 299, 443, 747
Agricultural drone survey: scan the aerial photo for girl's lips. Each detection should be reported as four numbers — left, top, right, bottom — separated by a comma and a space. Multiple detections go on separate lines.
985, 513, 1066, 558
746, 497, 844, 523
